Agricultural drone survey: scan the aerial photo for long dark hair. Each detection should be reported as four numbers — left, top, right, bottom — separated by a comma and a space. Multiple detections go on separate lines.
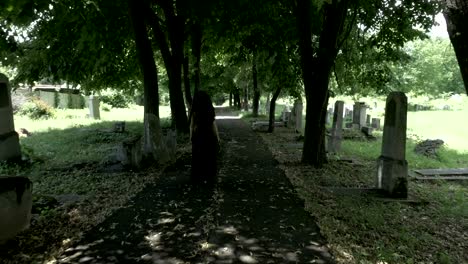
191, 91, 215, 127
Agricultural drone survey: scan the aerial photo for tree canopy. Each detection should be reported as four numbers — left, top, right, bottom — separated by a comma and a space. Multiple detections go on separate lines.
2, 0, 462, 167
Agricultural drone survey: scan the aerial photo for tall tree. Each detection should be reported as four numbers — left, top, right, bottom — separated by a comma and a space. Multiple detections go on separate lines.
442, 0, 468, 94
148, 0, 188, 133
128, 0, 164, 159
297, 0, 350, 166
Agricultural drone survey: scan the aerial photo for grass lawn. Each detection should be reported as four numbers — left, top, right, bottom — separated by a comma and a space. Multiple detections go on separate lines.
2, 98, 467, 263
247, 96, 468, 263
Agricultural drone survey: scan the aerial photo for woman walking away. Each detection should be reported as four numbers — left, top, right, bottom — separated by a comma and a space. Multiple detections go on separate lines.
190, 91, 220, 184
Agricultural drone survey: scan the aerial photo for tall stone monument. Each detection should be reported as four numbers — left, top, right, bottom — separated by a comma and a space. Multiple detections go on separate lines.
376, 92, 408, 198
352, 102, 367, 128
292, 99, 303, 133
0, 77, 21, 161
328, 101, 344, 153
88, 95, 100, 119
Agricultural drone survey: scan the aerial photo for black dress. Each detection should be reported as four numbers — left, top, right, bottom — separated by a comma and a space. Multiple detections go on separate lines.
191, 122, 218, 184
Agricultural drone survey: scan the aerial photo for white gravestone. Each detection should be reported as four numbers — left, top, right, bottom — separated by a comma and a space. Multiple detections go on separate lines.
88, 95, 101, 119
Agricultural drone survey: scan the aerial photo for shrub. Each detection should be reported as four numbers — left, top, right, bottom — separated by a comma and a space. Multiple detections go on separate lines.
100, 102, 112, 112
100, 93, 131, 108
18, 97, 55, 120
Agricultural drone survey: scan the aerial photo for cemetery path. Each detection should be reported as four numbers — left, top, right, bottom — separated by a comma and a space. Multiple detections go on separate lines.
57, 117, 333, 264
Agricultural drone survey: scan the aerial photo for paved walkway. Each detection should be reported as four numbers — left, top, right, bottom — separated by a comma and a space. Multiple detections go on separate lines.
58, 118, 333, 263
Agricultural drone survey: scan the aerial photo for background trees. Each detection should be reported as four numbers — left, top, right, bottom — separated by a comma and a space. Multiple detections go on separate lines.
1, 0, 461, 167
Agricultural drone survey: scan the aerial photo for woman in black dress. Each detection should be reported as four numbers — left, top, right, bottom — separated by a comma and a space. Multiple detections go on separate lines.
190, 91, 220, 184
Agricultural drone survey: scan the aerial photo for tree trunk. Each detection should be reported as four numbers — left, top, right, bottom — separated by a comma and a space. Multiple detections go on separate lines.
297, 0, 349, 167
252, 51, 260, 117
234, 89, 241, 110
192, 22, 202, 94
229, 92, 233, 107
243, 85, 249, 111
183, 55, 192, 108
268, 85, 282, 133
443, 0, 468, 95
128, 0, 162, 159
152, 1, 188, 134
168, 58, 188, 133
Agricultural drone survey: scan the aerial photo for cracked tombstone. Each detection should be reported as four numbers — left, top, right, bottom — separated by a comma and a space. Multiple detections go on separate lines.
88, 95, 100, 120
0, 77, 21, 162
327, 101, 344, 153
376, 92, 408, 198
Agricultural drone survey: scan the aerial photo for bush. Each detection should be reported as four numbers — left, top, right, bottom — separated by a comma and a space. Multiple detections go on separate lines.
18, 97, 55, 120
100, 92, 131, 108
100, 103, 112, 112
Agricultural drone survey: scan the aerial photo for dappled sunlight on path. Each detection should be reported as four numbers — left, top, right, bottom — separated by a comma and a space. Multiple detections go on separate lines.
57, 115, 332, 263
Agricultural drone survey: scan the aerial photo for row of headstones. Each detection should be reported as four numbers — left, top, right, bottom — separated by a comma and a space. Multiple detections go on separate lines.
327, 102, 381, 130
328, 92, 408, 198
281, 99, 303, 133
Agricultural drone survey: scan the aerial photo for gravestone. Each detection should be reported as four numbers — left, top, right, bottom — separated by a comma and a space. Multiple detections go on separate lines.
0, 176, 33, 243
265, 94, 271, 115
352, 102, 367, 128
326, 107, 333, 124
281, 105, 291, 127
0, 78, 22, 161
118, 136, 142, 169
366, 114, 371, 126
371, 118, 381, 130
328, 101, 344, 153
114, 121, 126, 133
376, 92, 408, 198
293, 99, 303, 133
88, 95, 100, 119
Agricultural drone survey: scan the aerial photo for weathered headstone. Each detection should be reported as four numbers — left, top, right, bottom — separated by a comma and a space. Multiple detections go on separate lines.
352, 102, 367, 128
371, 118, 381, 130
0, 176, 33, 243
265, 94, 271, 115
118, 136, 142, 169
293, 99, 303, 133
281, 105, 291, 127
376, 92, 408, 198
164, 130, 177, 162
0, 78, 21, 161
88, 95, 100, 119
328, 101, 344, 153
114, 121, 126, 133
366, 114, 371, 126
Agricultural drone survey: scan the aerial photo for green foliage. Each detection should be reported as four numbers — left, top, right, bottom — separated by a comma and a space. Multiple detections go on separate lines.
389, 38, 465, 95
18, 97, 55, 120
100, 91, 131, 108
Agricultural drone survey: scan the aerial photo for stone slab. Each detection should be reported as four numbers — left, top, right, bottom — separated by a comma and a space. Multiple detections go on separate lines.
414, 168, 468, 176
323, 187, 427, 204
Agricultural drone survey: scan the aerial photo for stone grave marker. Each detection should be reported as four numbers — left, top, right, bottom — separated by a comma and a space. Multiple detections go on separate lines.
376, 92, 408, 198
281, 105, 291, 127
114, 121, 126, 133
291, 99, 303, 133
326, 107, 333, 124
371, 118, 381, 130
88, 95, 100, 119
328, 101, 344, 153
0, 78, 21, 161
366, 114, 371, 126
0, 176, 33, 243
352, 102, 367, 128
